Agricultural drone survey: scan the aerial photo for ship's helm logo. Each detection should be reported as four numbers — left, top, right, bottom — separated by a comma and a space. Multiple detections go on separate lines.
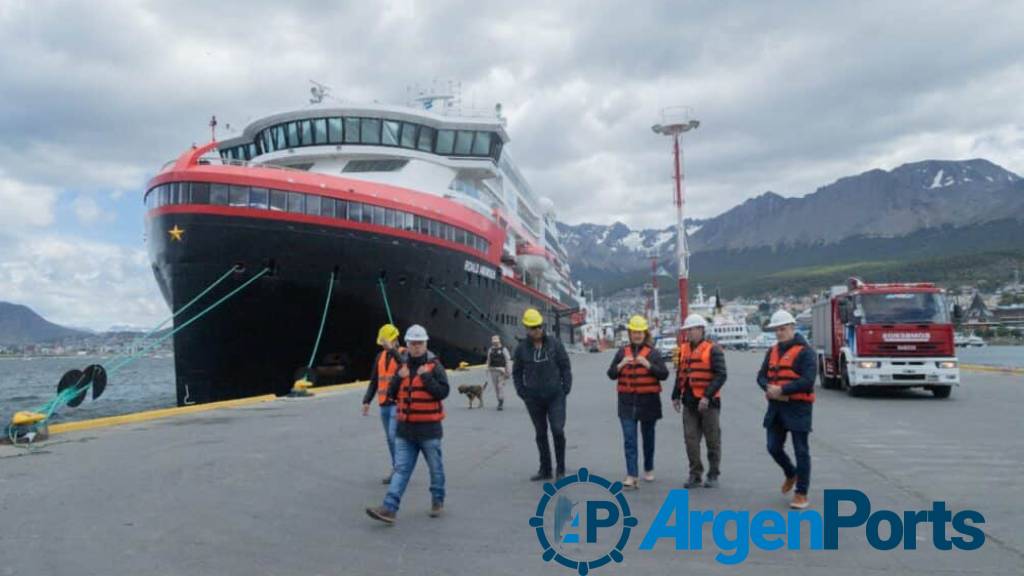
530, 468, 637, 574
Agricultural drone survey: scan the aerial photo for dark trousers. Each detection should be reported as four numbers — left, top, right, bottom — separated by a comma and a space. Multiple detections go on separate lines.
682, 404, 721, 479
766, 420, 810, 494
620, 417, 655, 477
525, 394, 566, 474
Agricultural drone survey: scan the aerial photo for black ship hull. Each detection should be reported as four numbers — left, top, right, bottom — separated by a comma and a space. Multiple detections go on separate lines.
147, 211, 572, 405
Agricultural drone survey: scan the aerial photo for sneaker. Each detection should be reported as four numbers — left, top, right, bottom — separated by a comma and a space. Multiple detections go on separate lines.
497, 399, 504, 411
530, 470, 553, 482
381, 473, 393, 485
683, 476, 703, 489
429, 502, 444, 518
781, 476, 797, 494
643, 470, 656, 482
366, 506, 396, 524
623, 476, 639, 490
790, 493, 809, 509
555, 468, 566, 481
703, 476, 719, 488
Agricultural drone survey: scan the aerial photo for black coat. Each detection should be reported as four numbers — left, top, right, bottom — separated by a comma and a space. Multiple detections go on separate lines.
607, 344, 670, 421
756, 333, 817, 433
386, 351, 450, 441
512, 333, 572, 401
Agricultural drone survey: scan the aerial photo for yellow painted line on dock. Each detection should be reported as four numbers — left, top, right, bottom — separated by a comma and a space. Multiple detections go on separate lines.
45, 363, 487, 436
48, 394, 278, 435
961, 363, 1024, 375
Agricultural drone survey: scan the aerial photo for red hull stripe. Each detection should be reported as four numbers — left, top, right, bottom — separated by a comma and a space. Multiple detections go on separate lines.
147, 165, 502, 253
148, 204, 499, 262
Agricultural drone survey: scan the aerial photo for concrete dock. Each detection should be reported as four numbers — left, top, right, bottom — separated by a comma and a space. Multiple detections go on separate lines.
1, 350, 1022, 575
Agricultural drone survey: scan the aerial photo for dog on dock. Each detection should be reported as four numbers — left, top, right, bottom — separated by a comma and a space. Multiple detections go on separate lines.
457, 382, 488, 409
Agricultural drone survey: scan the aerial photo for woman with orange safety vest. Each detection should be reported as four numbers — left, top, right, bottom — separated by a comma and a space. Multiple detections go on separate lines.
673, 313, 728, 489
757, 310, 817, 510
362, 324, 404, 484
367, 324, 450, 524
606, 315, 670, 489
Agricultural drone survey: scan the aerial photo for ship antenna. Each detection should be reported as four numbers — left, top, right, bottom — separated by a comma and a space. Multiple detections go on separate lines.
209, 115, 217, 142
309, 80, 332, 104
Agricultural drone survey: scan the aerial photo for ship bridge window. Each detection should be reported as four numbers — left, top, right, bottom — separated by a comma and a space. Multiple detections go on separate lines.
454, 130, 474, 155
313, 118, 328, 145
191, 182, 210, 204
342, 159, 409, 173
300, 120, 314, 146
435, 130, 455, 154
382, 120, 401, 146
274, 126, 286, 150
360, 118, 382, 144
348, 202, 362, 221
400, 122, 418, 149
328, 118, 343, 143
417, 126, 435, 152
472, 132, 492, 156
287, 122, 299, 148
344, 118, 361, 143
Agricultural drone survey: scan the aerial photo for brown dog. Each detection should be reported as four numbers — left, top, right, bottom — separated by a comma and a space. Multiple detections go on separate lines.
457, 382, 489, 409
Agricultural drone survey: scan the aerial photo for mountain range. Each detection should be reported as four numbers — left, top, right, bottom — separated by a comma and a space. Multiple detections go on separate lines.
558, 159, 1024, 298
0, 302, 91, 346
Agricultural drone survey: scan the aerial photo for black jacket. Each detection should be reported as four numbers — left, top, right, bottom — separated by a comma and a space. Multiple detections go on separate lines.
606, 343, 670, 421
387, 351, 450, 440
512, 333, 572, 401
671, 339, 728, 408
362, 347, 402, 406
756, 333, 817, 432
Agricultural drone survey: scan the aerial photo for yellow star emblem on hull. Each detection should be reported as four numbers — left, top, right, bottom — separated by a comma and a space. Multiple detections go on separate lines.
168, 225, 185, 241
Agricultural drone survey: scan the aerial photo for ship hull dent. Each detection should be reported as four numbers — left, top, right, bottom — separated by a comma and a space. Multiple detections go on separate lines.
147, 212, 571, 405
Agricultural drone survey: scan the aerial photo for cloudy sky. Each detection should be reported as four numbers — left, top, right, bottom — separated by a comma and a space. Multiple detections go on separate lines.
1, 0, 1023, 329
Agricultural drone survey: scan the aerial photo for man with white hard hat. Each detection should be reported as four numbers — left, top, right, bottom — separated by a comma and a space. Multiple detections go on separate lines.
672, 313, 727, 488
367, 324, 450, 524
757, 310, 817, 510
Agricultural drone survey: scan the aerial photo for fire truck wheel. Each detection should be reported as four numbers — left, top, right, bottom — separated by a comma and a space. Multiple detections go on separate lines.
930, 385, 952, 399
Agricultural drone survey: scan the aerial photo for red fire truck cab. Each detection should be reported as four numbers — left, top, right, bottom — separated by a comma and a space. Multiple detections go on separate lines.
811, 277, 959, 398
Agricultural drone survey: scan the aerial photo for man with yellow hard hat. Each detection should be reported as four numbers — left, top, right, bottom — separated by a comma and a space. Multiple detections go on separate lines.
362, 323, 404, 484
513, 308, 573, 481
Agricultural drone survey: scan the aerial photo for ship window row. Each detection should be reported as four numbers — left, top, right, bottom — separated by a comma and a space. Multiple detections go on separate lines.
218, 117, 503, 163
145, 181, 490, 254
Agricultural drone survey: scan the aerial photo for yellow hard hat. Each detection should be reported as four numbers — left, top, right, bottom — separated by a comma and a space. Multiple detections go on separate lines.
627, 315, 649, 332
522, 308, 544, 328
376, 323, 400, 345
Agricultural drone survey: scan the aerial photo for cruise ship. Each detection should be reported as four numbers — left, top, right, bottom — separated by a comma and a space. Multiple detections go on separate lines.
145, 92, 579, 405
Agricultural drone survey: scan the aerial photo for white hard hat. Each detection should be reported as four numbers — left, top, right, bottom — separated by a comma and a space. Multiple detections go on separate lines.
766, 310, 797, 329
681, 314, 708, 330
405, 324, 429, 342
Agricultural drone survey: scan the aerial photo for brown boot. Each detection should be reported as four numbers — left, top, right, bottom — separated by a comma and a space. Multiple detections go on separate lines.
789, 493, 809, 509
429, 502, 444, 518
366, 506, 396, 524
781, 476, 797, 494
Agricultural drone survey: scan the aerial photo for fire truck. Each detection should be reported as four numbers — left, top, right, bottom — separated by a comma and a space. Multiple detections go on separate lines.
811, 278, 960, 397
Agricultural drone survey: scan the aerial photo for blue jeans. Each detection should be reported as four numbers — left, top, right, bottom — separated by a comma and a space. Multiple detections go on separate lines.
383, 435, 445, 513
620, 417, 656, 477
766, 420, 810, 494
379, 404, 398, 470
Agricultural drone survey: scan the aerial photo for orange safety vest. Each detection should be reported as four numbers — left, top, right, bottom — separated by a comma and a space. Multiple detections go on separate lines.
374, 349, 403, 405
617, 345, 662, 395
395, 361, 445, 423
767, 344, 815, 403
677, 340, 720, 399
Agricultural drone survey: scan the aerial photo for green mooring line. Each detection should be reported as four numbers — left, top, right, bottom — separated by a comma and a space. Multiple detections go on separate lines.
307, 271, 337, 369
